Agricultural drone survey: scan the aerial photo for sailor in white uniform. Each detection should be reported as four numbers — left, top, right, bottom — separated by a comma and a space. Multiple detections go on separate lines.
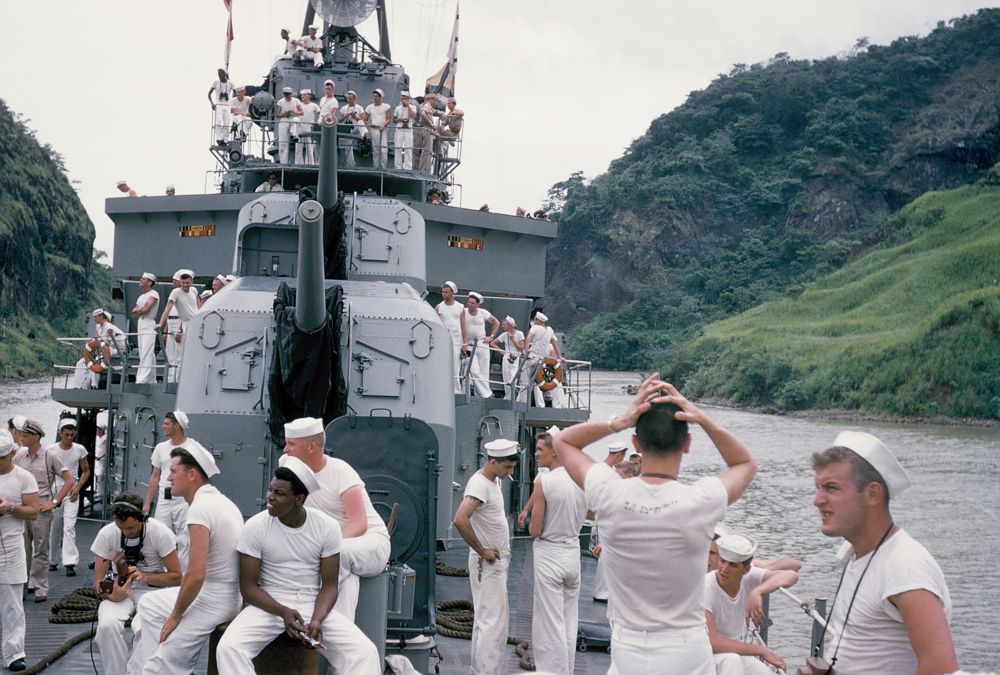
230, 85, 253, 140
364, 88, 392, 169
215, 459, 380, 674
132, 272, 159, 384
155, 269, 198, 383
453, 439, 519, 675
297, 89, 321, 165
490, 316, 525, 401
0, 432, 39, 674
337, 90, 367, 167
392, 92, 415, 170
281, 417, 391, 621
275, 87, 303, 165
435, 281, 467, 394
528, 430, 586, 675
47, 419, 90, 576
91, 493, 181, 675
130, 443, 243, 674
93, 412, 108, 500
524, 312, 565, 408
295, 25, 325, 67
464, 292, 499, 398
208, 68, 234, 145
319, 79, 339, 118
72, 309, 127, 389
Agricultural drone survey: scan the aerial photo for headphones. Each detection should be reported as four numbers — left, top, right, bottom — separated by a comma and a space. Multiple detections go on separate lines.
111, 500, 149, 523
113, 501, 149, 567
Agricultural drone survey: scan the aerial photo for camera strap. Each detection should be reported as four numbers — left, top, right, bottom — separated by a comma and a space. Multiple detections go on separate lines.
120, 522, 148, 567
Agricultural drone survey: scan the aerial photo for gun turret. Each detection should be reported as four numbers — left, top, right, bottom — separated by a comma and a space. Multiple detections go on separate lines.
295, 200, 327, 332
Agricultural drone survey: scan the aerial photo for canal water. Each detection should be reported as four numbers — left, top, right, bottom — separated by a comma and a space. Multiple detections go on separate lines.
3, 372, 998, 670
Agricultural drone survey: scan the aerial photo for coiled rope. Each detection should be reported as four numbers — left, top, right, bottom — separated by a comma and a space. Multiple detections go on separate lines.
48, 586, 99, 624
435, 599, 534, 671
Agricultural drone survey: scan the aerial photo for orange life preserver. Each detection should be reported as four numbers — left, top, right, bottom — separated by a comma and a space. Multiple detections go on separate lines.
535, 357, 563, 391
82, 339, 113, 373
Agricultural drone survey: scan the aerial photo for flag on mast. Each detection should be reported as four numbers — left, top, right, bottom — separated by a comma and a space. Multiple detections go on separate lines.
223, 0, 234, 69
425, 1, 459, 98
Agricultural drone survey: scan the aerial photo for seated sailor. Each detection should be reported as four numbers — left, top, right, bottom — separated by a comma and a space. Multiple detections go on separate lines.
72, 308, 126, 389
215, 461, 380, 674
91, 493, 181, 675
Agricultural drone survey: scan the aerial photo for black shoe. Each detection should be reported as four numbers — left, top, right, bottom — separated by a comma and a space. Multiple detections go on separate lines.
48, 564, 57, 572
8, 658, 26, 672
34, 595, 47, 603
65, 565, 76, 577
87, 561, 95, 570
26, 588, 34, 595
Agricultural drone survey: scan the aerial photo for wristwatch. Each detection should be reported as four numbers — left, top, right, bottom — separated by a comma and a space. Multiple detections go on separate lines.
6, 504, 14, 515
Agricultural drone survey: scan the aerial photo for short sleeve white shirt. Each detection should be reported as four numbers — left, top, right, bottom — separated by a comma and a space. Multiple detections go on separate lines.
237, 507, 342, 596
585, 463, 727, 630
300, 101, 321, 125
46, 442, 87, 491
393, 103, 415, 126
464, 471, 510, 554
186, 484, 244, 583
703, 567, 767, 639
135, 289, 160, 320
231, 95, 251, 116
168, 287, 199, 322
100, 322, 127, 354
538, 466, 586, 545
0, 466, 38, 540
307, 457, 389, 535
465, 308, 494, 340
277, 97, 302, 118
526, 324, 555, 358
365, 102, 391, 128
320, 95, 339, 116
90, 518, 177, 580
436, 301, 464, 342
339, 104, 366, 127
212, 79, 233, 101
496, 331, 524, 358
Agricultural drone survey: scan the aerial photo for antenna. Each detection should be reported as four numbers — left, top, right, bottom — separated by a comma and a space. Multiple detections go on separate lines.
310, 0, 378, 28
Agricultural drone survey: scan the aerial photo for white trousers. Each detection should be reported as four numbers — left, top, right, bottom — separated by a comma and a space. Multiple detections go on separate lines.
213, 103, 232, 143
0, 584, 26, 667
278, 117, 299, 164
216, 591, 380, 675
450, 332, 464, 394
131, 581, 241, 675
73, 346, 119, 389
714, 652, 776, 675
296, 122, 317, 165
393, 127, 413, 170
96, 585, 154, 675
593, 550, 608, 600
232, 114, 253, 139
608, 622, 714, 675
153, 493, 189, 570
469, 549, 509, 675
531, 540, 580, 675
50, 495, 80, 566
533, 381, 565, 408
370, 127, 388, 168
469, 339, 492, 398
164, 316, 180, 383
136, 317, 156, 384
332, 530, 390, 619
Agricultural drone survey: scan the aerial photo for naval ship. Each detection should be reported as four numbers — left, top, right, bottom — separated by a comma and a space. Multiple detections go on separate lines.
46, 0, 593, 670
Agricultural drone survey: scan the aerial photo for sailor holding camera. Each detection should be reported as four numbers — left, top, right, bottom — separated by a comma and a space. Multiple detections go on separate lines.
489, 316, 525, 400
91, 493, 180, 675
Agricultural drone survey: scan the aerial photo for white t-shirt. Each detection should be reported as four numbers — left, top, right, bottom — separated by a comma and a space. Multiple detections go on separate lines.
90, 518, 177, 580
277, 96, 302, 119
135, 289, 160, 322
306, 457, 389, 536
537, 467, 586, 546
824, 529, 951, 674
238, 507, 342, 595
150, 437, 205, 489
526, 324, 556, 359
465, 308, 494, 340
319, 95, 339, 116
703, 567, 767, 639
300, 101, 321, 126
212, 79, 233, 102
585, 463, 727, 630
186, 484, 244, 583
393, 103, 415, 127
300, 35, 323, 51
0, 466, 38, 540
496, 331, 524, 358
365, 102, 391, 128
339, 103, 366, 129
98, 322, 127, 354
436, 300, 464, 343
464, 471, 510, 554
231, 95, 251, 116
168, 287, 199, 322
46, 442, 87, 491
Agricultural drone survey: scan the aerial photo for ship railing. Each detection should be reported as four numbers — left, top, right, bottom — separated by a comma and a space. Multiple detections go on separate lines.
52, 333, 170, 392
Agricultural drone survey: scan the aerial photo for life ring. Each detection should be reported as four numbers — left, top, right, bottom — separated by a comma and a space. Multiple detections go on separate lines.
82, 339, 113, 373
535, 357, 563, 391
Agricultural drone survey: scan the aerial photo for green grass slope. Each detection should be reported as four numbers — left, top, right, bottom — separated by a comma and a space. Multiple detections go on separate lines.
666, 182, 1000, 420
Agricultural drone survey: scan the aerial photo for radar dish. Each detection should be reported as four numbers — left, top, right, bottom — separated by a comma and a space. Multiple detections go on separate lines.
311, 0, 377, 28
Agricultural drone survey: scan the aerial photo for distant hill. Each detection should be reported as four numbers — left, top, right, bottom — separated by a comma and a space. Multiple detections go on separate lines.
546, 9, 1000, 385
665, 180, 1000, 420
0, 100, 107, 378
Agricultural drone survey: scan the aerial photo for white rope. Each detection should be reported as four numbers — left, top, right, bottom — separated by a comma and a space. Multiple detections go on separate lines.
779, 587, 828, 628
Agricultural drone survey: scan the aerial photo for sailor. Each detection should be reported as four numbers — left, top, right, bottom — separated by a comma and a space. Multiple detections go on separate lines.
116, 180, 137, 197
208, 68, 234, 145
277, 28, 295, 60
155, 269, 198, 382
465, 292, 500, 398
413, 92, 438, 174
275, 87, 303, 165
628, 448, 642, 469
280, 417, 391, 621
255, 171, 283, 193
14, 418, 74, 603
435, 96, 464, 159
392, 91, 415, 170
489, 315, 525, 400
91, 492, 181, 675
435, 281, 468, 394
554, 375, 756, 674
159, 272, 181, 382
130, 444, 243, 674
590, 440, 628, 603
230, 85, 253, 140
453, 438, 518, 675
528, 431, 586, 675
198, 274, 225, 309
72, 308, 127, 389
132, 272, 160, 384
337, 90, 367, 167
0, 431, 39, 673
704, 533, 797, 675
524, 312, 565, 408
295, 24, 325, 68
141, 411, 200, 568
297, 89, 321, 165
364, 88, 392, 169
319, 79, 339, 117
6, 416, 24, 448
215, 461, 381, 674
46, 419, 90, 578
809, 431, 957, 673
94, 412, 108, 501
426, 188, 444, 204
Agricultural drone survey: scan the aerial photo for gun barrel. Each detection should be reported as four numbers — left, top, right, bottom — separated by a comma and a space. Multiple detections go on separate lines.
317, 113, 338, 209
295, 200, 327, 332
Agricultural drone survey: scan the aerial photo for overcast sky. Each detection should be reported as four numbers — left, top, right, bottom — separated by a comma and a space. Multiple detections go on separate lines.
2, 0, 997, 263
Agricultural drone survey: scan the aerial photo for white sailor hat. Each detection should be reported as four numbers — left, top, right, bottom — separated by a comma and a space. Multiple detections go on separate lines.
503, 315, 516, 327
713, 522, 733, 540
607, 441, 628, 454
534, 312, 548, 323
171, 410, 190, 430
0, 431, 16, 458
225, 274, 237, 283
323, 79, 335, 87
281, 26, 290, 32
546, 425, 560, 438
116, 180, 127, 187
277, 454, 320, 494
308, 24, 319, 31
95, 411, 108, 429
182, 440, 220, 478
716, 533, 757, 563
346, 90, 357, 97
234, 85, 245, 91
165, 184, 175, 190
468, 291, 484, 303
215, 274, 227, 285
443, 281, 458, 294
10, 414, 26, 431
200, 289, 213, 299
374, 88, 384, 97
181, 269, 194, 278
285, 417, 324, 439
172, 269, 183, 281
400, 91, 410, 98
282, 86, 294, 94
833, 430, 912, 498
485, 439, 518, 458
300, 88, 311, 96
92, 308, 111, 320
58, 418, 76, 431
141, 272, 156, 282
